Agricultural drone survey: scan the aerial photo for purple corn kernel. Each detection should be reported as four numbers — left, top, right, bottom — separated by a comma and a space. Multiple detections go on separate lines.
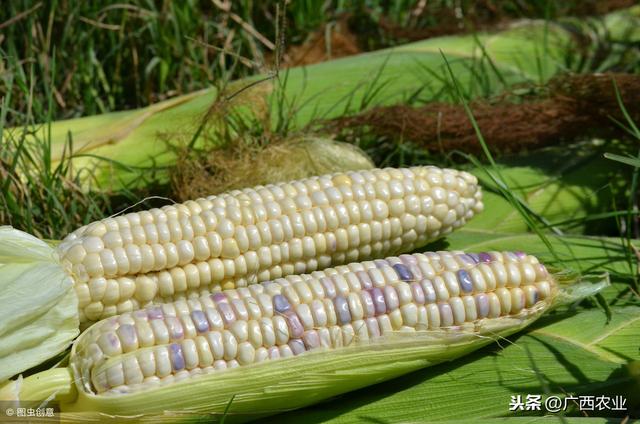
302, 330, 321, 349
515, 251, 526, 258
165, 316, 184, 341
212, 293, 227, 303
328, 236, 337, 252
411, 282, 425, 304
106, 332, 121, 350
365, 317, 381, 338
191, 310, 209, 333
288, 339, 306, 355
284, 310, 304, 338
468, 253, 480, 264
370, 288, 387, 315
356, 271, 373, 290
273, 294, 291, 313
383, 286, 400, 312
360, 291, 376, 317
458, 254, 476, 265
320, 277, 337, 298
475, 293, 490, 318
147, 307, 164, 320
457, 269, 474, 293
169, 343, 185, 371
438, 303, 454, 327
478, 252, 492, 263
392, 263, 413, 281
334, 296, 352, 325
374, 259, 388, 269
116, 324, 137, 347
217, 302, 236, 326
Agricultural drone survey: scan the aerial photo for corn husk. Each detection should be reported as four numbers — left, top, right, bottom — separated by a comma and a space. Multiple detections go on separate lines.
0, 227, 79, 383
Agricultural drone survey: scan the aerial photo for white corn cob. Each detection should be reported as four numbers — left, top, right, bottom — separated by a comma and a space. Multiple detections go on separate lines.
56, 167, 484, 323
71, 250, 554, 396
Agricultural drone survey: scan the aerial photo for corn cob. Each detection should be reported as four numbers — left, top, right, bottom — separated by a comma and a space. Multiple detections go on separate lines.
70, 249, 554, 398
3, 250, 609, 421
56, 166, 484, 324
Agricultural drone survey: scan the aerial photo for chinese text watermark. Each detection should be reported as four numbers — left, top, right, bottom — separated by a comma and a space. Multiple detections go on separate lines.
509, 394, 627, 413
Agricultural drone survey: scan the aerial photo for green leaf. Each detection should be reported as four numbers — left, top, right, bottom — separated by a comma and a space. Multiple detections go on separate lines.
276, 306, 640, 423
466, 143, 622, 234
604, 152, 640, 168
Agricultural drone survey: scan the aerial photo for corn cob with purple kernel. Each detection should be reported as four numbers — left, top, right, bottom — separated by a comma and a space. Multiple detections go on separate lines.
55, 166, 484, 324
1, 250, 608, 421
27, 250, 551, 406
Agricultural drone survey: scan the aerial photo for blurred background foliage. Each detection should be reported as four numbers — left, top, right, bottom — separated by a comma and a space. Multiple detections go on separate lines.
2, 0, 635, 125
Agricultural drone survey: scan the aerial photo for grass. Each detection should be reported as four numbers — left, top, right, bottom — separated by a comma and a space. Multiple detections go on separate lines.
609, 78, 640, 293
2, 0, 636, 125
0, 54, 113, 238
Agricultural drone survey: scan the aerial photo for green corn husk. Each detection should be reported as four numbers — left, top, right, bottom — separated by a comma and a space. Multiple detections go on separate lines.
0, 227, 78, 383
4, 6, 639, 190
0, 272, 607, 423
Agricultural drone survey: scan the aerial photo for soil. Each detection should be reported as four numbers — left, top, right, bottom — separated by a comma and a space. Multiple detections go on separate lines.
285, 17, 360, 67
329, 73, 640, 154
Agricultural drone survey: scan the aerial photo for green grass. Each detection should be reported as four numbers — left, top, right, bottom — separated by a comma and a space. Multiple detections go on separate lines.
2, 0, 636, 127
